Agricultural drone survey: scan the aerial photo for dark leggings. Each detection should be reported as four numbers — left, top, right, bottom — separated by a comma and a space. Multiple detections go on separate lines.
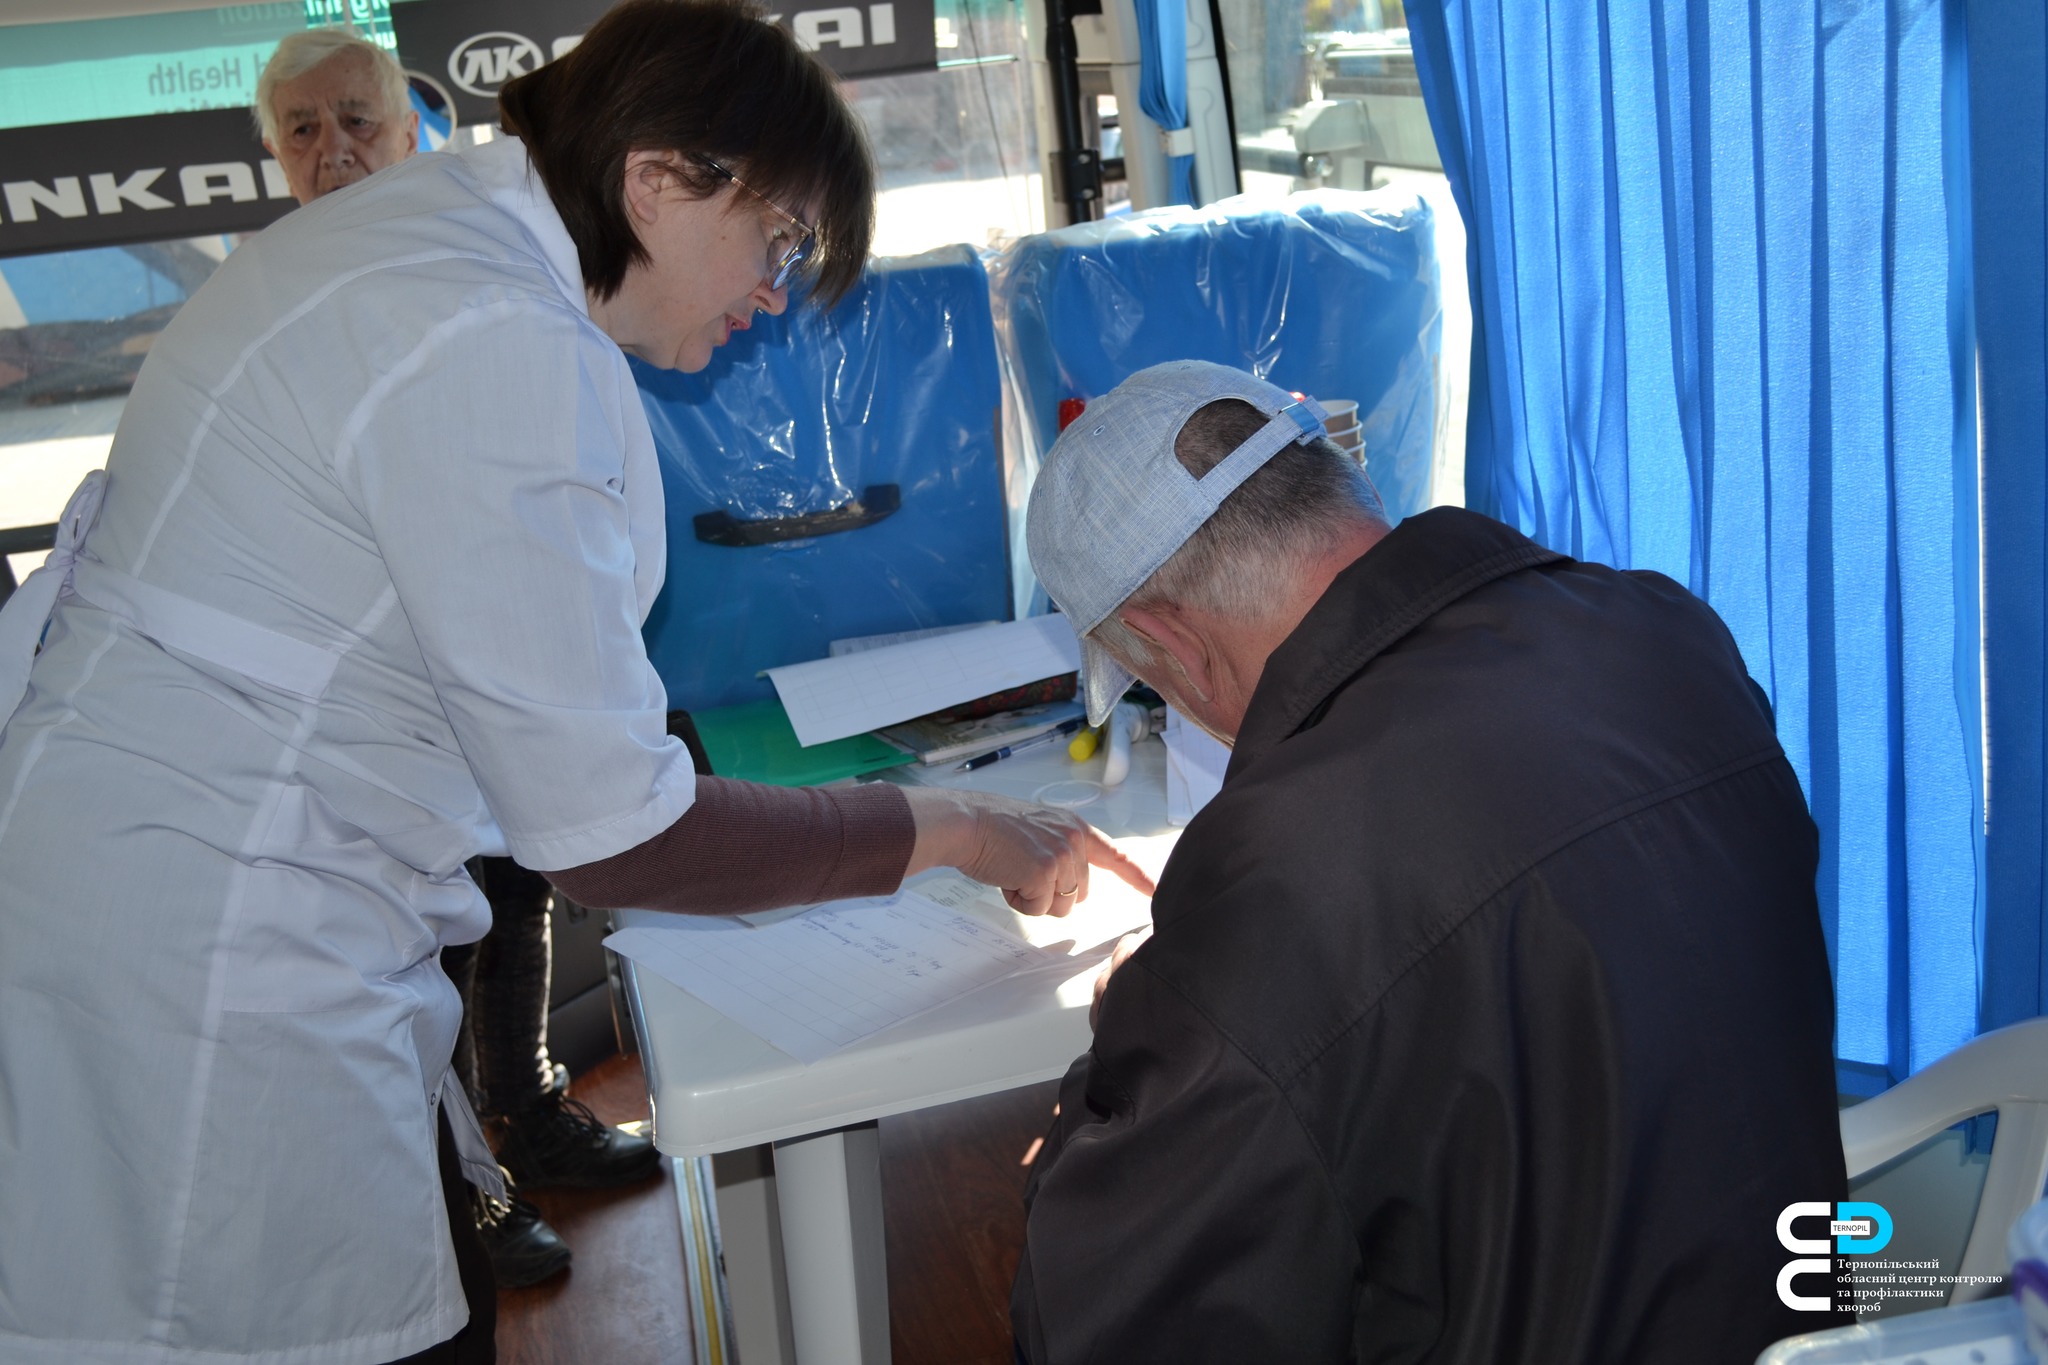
385, 1111, 497, 1364
443, 709, 715, 1118
443, 857, 556, 1116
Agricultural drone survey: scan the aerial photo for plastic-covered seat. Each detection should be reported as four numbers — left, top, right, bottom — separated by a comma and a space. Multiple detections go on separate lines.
1840, 1016, 2048, 1302
633, 245, 1011, 712
989, 189, 1443, 613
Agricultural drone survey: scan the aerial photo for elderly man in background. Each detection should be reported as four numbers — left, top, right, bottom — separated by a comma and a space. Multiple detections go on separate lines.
252, 29, 658, 1291
1013, 359, 1849, 1362
256, 27, 418, 204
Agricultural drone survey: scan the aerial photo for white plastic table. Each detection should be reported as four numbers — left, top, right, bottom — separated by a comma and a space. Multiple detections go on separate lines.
616, 736, 1179, 1365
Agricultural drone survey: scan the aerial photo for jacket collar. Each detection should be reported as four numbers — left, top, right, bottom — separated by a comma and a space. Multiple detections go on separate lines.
1229, 507, 1567, 772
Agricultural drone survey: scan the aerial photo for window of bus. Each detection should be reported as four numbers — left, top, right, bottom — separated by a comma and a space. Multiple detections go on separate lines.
849, 0, 1044, 256
0, 235, 243, 589
0, 3, 406, 590
1214, 0, 1468, 506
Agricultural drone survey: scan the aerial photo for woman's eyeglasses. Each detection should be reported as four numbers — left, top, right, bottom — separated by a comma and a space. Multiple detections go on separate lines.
701, 159, 815, 290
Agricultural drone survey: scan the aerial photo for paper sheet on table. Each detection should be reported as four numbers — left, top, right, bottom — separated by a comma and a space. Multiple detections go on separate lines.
734, 830, 1176, 937
901, 835, 1172, 954
1162, 707, 1231, 824
605, 892, 1070, 1064
768, 616, 1082, 747
734, 893, 891, 930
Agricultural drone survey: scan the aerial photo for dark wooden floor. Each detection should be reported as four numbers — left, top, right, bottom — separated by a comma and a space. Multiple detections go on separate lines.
880, 1080, 1059, 1365
496, 1056, 693, 1365
497, 1053, 1057, 1365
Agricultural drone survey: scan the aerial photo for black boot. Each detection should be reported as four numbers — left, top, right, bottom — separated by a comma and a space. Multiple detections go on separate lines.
494, 1093, 661, 1191
474, 1191, 572, 1288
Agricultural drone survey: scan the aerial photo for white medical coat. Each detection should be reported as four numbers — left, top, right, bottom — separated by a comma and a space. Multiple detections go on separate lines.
0, 137, 695, 1363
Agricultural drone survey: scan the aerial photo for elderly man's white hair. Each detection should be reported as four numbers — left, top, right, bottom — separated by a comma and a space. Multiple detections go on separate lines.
253, 28, 411, 144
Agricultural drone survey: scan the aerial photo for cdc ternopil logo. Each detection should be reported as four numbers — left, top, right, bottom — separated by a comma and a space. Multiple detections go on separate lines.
1777, 1201, 1893, 1310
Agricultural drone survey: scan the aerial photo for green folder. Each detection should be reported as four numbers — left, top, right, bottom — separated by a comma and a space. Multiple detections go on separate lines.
690, 698, 912, 788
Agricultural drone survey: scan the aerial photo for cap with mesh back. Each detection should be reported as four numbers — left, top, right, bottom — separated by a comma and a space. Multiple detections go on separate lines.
1026, 360, 1328, 725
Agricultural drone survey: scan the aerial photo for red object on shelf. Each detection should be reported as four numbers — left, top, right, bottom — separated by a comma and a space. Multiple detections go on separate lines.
1057, 397, 1087, 432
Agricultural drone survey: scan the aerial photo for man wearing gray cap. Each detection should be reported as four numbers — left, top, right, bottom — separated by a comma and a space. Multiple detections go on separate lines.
1012, 360, 1847, 1362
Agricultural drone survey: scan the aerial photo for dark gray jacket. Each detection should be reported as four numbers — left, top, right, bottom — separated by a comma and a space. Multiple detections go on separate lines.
1013, 507, 1847, 1363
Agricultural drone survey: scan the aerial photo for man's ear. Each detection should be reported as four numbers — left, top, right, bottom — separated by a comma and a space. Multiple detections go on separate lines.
401, 109, 419, 157
1117, 602, 1216, 703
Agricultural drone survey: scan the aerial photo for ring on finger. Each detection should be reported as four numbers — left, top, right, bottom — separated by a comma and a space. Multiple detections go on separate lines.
1055, 885, 1079, 898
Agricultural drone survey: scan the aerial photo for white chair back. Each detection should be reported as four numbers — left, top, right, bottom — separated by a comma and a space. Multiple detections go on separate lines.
1839, 1016, 2048, 1302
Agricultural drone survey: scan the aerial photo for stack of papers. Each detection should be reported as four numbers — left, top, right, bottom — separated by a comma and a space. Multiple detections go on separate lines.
607, 895, 1059, 1063
767, 616, 1082, 748
876, 699, 1085, 766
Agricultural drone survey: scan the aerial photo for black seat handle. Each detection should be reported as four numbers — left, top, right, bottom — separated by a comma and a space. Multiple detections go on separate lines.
0, 523, 58, 556
0, 522, 58, 605
692, 483, 901, 547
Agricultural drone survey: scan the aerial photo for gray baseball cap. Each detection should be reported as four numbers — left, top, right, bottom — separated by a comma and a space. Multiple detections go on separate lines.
1026, 360, 1329, 725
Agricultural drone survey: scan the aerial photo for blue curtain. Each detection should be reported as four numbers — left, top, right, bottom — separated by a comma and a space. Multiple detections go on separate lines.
1973, 2, 2048, 1039
1133, 0, 1196, 204
1408, 0, 1982, 1085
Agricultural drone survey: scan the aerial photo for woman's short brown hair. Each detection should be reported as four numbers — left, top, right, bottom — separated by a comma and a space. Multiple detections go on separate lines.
498, 0, 875, 305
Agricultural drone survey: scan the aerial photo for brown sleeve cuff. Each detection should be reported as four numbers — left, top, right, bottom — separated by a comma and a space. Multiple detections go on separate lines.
543, 776, 916, 915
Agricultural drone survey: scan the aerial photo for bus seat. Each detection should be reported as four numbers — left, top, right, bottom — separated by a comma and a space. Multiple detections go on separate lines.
991, 190, 1441, 609
633, 244, 1011, 713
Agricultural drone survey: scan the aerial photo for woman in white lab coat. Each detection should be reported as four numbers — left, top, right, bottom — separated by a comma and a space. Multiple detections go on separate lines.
0, 4, 1139, 1362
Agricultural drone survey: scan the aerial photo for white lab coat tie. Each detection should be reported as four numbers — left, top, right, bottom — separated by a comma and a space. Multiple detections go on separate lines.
440, 1074, 508, 1200
0, 467, 502, 1207
0, 469, 106, 730
0, 468, 345, 732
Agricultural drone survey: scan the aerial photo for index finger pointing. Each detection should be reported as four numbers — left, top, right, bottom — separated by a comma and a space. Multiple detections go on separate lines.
1078, 827, 1157, 898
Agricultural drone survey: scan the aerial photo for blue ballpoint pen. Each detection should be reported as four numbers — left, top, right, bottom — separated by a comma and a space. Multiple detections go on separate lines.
955, 718, 1086, 772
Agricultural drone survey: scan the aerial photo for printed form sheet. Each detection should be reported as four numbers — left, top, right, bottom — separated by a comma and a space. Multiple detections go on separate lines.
606, 890, 1071, 1064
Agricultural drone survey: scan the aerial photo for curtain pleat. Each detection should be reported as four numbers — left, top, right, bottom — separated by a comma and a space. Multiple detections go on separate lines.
1410, 0, 1981, 1082
1972, 0, 2048, 1039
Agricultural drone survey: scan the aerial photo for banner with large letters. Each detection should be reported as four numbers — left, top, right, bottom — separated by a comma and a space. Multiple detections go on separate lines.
390, 0, 939, 130
0, 107, 296, 258
0, 0, 938, 259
